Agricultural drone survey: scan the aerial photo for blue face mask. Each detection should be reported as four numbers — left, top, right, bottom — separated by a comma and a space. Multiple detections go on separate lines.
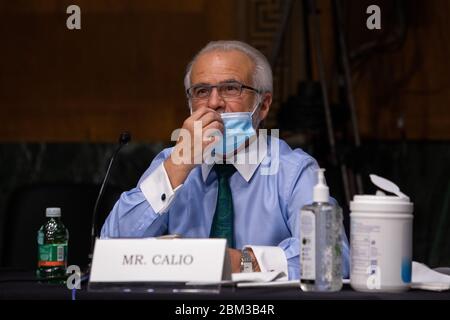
214, 104, 259, 156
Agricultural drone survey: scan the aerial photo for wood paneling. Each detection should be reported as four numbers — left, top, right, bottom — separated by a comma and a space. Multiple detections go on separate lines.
345, 0, 450, 140
2, 0, 450, 142
0, 0, 237, 142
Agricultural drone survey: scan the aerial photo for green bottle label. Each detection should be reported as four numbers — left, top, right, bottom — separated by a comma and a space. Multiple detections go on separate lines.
38, 244, 67, 267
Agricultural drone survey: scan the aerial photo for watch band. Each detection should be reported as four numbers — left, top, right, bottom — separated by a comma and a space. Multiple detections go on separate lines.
240, 249, 253, 273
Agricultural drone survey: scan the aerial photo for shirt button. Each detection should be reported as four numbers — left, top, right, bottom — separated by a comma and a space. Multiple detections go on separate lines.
161, 193, 166, 201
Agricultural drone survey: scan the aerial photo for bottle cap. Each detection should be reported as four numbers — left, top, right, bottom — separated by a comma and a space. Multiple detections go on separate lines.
46, 207, 61, 217
313, 168, 329, 203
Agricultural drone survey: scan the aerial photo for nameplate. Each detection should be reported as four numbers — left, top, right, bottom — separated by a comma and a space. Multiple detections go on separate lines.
89, 238, 230, 283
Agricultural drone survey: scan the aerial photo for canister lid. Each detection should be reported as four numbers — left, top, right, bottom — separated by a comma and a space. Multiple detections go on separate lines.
350, 174, 413, 214
350, 194, 413, 213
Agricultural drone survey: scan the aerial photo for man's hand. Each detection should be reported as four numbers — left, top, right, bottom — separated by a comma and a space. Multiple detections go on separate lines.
227, 248, 261, 273
164, 108, 223, 188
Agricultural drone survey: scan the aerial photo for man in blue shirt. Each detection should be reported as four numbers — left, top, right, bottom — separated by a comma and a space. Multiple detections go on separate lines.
101, 40, 350, 279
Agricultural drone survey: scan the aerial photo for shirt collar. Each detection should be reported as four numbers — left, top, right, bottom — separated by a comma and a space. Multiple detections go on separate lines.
201, 134, 268, 183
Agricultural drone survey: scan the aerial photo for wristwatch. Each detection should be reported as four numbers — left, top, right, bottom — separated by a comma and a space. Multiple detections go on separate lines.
240, 248, 253, 273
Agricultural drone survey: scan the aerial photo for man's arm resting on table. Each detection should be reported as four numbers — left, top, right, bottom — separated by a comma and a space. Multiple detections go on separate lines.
228, 248, 262, 273
227, 246, 287, 277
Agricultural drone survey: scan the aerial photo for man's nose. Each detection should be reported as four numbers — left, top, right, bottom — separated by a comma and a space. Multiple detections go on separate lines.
207, 87, 225, 111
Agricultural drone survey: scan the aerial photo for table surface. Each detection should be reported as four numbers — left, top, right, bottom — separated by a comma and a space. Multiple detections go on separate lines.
1, 270, 450, 300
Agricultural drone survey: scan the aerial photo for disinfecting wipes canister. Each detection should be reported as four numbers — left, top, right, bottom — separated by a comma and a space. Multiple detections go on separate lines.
350, 194, 413, 292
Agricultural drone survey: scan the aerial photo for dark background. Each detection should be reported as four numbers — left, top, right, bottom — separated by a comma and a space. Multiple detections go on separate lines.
0, 0, 449, 270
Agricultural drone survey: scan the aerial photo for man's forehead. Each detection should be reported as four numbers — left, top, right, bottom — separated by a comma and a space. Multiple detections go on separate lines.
191, 50, 254, 83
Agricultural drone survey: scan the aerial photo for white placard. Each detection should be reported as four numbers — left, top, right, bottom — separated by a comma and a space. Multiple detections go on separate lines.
89, 238, 230, 283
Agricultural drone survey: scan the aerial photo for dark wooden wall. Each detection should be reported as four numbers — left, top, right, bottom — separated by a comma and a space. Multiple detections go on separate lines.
345, 0, 450, 140
1, 0, 450, 142
0, 0, 238, 142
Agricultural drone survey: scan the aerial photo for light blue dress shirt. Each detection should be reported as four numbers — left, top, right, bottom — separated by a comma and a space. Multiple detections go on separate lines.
101, 136, 350, 280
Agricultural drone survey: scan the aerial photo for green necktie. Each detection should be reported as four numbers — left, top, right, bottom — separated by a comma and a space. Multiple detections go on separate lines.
209, 164, 236, 248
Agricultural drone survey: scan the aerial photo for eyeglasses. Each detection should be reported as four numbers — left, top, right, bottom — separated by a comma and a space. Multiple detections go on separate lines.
186, 81, 261, 100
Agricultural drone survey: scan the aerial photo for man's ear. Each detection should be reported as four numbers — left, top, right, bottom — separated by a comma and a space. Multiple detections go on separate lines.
258, 92, 272, 122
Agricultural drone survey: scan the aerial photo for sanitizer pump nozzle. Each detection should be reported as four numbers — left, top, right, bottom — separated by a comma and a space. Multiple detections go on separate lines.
313, 169, 329, 203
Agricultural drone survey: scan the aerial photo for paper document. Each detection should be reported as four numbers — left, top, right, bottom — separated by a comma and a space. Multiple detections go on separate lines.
411, 261, 450, 291
231, 271, 288, 283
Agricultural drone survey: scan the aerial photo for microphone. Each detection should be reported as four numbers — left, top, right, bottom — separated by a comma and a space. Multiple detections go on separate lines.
88, 132, 131, 264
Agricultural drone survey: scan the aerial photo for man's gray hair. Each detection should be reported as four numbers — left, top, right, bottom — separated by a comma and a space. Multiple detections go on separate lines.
184, 40, 273, 95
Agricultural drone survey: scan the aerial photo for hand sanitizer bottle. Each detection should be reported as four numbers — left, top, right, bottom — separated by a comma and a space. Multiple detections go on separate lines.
299, 169, 343, 292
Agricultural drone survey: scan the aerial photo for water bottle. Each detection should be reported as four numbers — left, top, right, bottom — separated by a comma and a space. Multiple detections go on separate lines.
37, 207, 69, 282
299, 169, 343, 292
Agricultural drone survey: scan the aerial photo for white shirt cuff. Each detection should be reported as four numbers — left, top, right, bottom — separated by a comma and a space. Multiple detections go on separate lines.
244, 245, 289, 280
140, 162, 182, 214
